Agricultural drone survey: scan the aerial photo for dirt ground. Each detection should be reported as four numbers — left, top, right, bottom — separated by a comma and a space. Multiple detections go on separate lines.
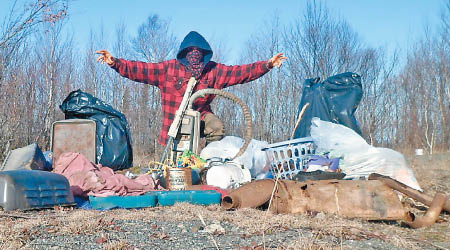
0, 153, 449, 250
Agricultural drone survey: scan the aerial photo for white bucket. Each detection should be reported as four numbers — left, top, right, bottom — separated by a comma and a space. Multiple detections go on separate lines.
206, 162, 251, 189
415, 149, 424, 156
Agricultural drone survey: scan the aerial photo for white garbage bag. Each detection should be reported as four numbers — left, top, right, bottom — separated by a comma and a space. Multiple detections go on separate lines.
310, 118, 422, 191
200, 136, 270, 179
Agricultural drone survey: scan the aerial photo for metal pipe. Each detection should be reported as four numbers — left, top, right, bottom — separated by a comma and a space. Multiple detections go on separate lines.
188, 88, 253, 160
368, 173, 450, 213
405, 192, 447, 229
222, 179, 275, 210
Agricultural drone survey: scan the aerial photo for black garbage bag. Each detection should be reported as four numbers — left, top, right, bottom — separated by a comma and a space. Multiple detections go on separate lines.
60, 90, 133, 170
294, 72, 363, 138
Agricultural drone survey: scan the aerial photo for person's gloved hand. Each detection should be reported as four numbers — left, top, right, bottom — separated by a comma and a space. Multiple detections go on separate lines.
268, 52, 287, 68
96, 49, 115, 66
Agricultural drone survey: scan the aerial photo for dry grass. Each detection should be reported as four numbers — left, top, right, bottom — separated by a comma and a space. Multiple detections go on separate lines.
407, 153, 450, 193
0, 212, 49, 249
104, 240, 132, 250
0, 153, 448, 249
278, 230, 341, 250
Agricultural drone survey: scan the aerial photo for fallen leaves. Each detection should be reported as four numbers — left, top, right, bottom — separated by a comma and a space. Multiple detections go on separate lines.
96, 236, 108, 244
149, 231, 170, 240
96, 233, 109, 244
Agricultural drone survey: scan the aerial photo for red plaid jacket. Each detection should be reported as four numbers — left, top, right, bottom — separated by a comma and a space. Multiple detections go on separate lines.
111, 58, 271, 145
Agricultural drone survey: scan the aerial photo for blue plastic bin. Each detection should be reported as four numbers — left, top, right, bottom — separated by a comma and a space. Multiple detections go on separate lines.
89, 192, 157, 210
157, 190, 221, 206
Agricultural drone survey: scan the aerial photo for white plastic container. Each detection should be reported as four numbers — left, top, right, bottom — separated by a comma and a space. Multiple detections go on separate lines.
206, 161, 251, 190
262, 137, 316, 180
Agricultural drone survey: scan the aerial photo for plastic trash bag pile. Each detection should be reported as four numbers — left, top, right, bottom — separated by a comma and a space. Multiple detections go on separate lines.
310, 118, 422, 191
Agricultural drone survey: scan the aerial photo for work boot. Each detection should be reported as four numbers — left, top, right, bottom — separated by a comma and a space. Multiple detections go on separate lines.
202, 113, 224, 145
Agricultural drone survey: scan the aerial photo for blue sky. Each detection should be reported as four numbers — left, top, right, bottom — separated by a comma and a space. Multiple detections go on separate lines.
1, 0, 444, 63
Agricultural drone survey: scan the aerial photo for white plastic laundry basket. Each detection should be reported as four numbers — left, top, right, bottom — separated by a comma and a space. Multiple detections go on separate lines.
262, 137, 316, 180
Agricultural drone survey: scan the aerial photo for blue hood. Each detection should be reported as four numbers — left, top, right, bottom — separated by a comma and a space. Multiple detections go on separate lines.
176, 31, 213, 69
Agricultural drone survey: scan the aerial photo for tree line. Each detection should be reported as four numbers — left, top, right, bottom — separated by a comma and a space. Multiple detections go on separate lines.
0, 0, 448, 162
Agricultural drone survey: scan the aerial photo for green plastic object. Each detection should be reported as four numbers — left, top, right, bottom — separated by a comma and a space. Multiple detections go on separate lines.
157, 190, 221, 206
89, 192, 157, 210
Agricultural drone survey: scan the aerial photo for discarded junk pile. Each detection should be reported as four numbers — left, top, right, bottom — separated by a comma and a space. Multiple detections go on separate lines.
0, 73, 448, 229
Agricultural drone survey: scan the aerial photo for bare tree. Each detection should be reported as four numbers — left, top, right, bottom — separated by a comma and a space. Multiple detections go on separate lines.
131, 14, 179, 156
438, 0, 450, 149
283, 0, 390, 145
207, 35, 230, 64
111, 22, 130, 110
0, 0, 68, 159
356, 48, 399, 146
211, 14, 292, 143
0, 0, 67, 80
132, 15, 178, 62
243, 15, 291, 142
283, 0, 362, 81
33, 21, 74, 148
385, 1, 450, 153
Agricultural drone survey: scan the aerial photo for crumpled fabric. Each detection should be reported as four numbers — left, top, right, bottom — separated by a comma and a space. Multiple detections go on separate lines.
307, 155, 340, 171
186, 47, 203, 79
53, 152, 163, 197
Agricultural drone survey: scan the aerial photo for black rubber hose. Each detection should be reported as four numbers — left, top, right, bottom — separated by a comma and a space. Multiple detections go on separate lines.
188, 88, 252, 160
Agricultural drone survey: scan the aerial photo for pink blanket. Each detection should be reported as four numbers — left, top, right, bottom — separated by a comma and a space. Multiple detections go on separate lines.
53, 152, 163, 197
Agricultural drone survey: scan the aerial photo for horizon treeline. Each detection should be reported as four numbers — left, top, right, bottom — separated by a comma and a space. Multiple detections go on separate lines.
0, 0, 448, 162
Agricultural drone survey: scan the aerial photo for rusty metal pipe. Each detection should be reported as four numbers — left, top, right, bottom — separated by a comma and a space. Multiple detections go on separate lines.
368, 173, 450, 213
405, 192, 447, 229
222, 179, 274, 210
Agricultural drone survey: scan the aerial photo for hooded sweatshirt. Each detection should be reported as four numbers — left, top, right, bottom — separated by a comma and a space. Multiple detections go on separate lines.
111, 31, 271, 145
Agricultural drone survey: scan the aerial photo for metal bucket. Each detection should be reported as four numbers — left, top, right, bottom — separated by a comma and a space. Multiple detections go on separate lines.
165, 168, 192, 190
